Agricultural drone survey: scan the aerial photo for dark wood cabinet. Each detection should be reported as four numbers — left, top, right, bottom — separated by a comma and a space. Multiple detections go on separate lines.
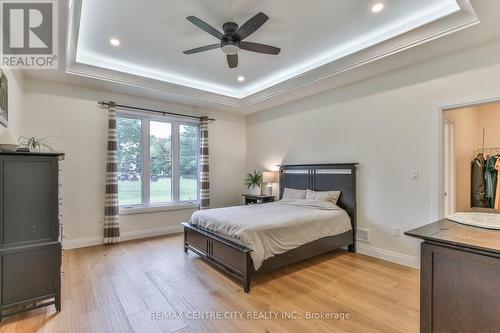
242, 194, 275, 205
0, 152, 64, 321
406, 220, 500, 333
1, 242, 61, 309
1, 157, 59, 246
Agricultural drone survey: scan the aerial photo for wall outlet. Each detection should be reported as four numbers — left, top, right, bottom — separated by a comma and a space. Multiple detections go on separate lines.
392, 226, 400, 237
410, 169, 419, 181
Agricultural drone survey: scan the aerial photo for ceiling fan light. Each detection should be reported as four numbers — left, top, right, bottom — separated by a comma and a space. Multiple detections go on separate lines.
221, 44, 239, 55
185, 12, 277, 69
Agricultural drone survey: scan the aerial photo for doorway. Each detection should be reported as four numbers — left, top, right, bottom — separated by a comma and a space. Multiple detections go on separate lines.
443, 102, 500, 214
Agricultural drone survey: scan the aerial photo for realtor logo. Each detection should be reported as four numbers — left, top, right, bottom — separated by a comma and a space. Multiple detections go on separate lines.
1, 0, 58, 69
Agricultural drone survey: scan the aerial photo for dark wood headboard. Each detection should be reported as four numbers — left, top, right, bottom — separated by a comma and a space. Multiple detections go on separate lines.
279, 163, 358, 233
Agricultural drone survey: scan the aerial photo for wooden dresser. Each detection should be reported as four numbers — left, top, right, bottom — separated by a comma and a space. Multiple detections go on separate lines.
406, 219, 500, 333
0, 152, 64, 321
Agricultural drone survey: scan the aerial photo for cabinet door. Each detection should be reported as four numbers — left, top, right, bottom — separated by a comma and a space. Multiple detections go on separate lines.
1, 243, 61, 307
421, 243, 500, 333
0, 157, 58, 245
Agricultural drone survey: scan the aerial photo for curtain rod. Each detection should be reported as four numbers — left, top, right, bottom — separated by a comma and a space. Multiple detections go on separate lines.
98, 101, 215, 121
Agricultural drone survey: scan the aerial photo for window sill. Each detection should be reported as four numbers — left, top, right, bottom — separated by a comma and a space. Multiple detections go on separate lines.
119, 202, 199, 215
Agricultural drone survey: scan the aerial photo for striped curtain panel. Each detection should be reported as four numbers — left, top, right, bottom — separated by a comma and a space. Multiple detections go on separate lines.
104, 101, 120, 244
200, 116, 210, 209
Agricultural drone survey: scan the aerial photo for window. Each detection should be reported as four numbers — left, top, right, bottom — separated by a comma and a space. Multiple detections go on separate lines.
117, 117, 142, 206
179, 124, 199, 201
117, 111, 199, 211
150, 121, 172, 204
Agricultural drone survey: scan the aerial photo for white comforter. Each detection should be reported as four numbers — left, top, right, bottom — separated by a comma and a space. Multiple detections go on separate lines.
188, 199, 352, 270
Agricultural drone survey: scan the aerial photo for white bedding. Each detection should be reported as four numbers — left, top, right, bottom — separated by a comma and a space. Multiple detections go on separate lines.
188, 199, 352, 270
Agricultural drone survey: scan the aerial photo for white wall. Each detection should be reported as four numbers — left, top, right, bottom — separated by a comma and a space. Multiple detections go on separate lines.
475, 103, 500, 147
21, 77, 246, 248
246, 38, 500, 266
0, 68, 24, 138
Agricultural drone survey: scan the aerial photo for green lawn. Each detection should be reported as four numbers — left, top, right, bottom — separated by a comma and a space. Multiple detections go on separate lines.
118, 178, 198, 206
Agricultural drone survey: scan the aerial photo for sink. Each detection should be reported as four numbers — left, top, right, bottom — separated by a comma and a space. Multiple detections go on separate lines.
447, 212, 500, 230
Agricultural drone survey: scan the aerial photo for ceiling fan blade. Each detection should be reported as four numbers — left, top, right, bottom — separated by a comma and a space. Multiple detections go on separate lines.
239, 42, 280, 55
186, 16, 223, 40
233, 12, 269, 41
183, 44, 220, 54
227, 54, 238, 69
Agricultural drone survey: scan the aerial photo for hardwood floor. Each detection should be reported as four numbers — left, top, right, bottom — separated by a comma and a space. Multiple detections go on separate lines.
0, 234, 419, 333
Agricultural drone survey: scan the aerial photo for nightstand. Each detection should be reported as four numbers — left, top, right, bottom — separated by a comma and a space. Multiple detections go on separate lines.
242, 194, 276, 205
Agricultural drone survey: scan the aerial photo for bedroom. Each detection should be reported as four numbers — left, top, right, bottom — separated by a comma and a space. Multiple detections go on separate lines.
0, 0, 499, 332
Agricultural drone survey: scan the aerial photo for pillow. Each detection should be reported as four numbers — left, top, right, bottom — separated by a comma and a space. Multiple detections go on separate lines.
282, 187, 306, 200
305, 189, 341, 204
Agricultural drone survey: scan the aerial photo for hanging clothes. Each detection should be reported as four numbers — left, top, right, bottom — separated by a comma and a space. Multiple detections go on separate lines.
471, 154, 486, 208
485, 155, 498, 208
495, 158, 500, 210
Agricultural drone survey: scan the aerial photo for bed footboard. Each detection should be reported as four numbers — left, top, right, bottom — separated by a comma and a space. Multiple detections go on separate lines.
183, 223, 354, 293
182, 223, 253, 292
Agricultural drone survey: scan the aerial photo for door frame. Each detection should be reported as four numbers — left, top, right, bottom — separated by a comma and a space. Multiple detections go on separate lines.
432, 95, 500, 220
443, 119, 456, 216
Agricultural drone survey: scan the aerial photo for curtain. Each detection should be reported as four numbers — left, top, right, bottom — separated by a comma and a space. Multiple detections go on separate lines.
104, 101, 120, 244
200, 116, 210, 209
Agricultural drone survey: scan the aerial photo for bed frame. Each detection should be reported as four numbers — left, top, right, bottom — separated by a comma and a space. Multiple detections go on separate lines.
182, 163, 358, 292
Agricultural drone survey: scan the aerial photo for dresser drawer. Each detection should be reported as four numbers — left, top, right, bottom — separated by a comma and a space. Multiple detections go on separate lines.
0, 243, 61, 307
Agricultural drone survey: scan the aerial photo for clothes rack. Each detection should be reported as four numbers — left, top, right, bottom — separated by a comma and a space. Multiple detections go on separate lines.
474, 147, 500, 155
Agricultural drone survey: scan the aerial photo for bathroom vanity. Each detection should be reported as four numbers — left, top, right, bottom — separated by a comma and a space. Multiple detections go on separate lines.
406, 219, 500, 333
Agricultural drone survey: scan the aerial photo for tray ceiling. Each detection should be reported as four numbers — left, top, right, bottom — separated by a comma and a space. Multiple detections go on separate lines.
67, 0, 479, 111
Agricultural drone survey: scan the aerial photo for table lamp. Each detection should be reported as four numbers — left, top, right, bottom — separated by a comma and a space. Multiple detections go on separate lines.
262, 171, 278, 196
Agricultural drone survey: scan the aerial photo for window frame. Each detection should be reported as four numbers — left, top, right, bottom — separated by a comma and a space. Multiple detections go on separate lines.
116, 109, 200, 214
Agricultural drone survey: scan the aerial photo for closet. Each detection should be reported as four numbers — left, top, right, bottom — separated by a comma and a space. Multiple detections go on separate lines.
471, 143, 500, 210
444, 102, 500, 213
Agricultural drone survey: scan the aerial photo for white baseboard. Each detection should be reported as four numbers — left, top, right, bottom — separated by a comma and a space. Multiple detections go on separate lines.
62, 235, 102, 250
62, 225, 183, 250
356, 243, 420, 269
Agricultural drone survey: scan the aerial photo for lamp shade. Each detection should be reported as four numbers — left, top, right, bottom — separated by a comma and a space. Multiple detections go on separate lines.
262, 171, 278, 183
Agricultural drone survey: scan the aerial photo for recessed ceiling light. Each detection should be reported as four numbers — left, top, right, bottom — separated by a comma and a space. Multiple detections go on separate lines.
237, 75, 245, 82
109, 38, 120, 47
371, 3, 384, 13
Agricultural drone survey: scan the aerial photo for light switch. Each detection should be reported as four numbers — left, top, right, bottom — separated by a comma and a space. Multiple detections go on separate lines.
410, 170, 419, 181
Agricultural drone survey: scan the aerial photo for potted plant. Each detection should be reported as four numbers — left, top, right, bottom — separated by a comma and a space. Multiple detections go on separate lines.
244, 170, 263, 195
18, 136, 54, 152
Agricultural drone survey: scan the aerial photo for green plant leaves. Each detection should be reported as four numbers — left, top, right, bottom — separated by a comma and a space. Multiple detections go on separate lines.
18, 136, 54, 152
244, 170, 263, 188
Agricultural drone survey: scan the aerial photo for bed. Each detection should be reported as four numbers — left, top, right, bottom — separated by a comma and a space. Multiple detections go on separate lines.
182, 163, 358, 292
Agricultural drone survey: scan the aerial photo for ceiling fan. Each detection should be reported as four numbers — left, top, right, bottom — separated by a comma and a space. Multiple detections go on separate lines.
183, 12, 281, 69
